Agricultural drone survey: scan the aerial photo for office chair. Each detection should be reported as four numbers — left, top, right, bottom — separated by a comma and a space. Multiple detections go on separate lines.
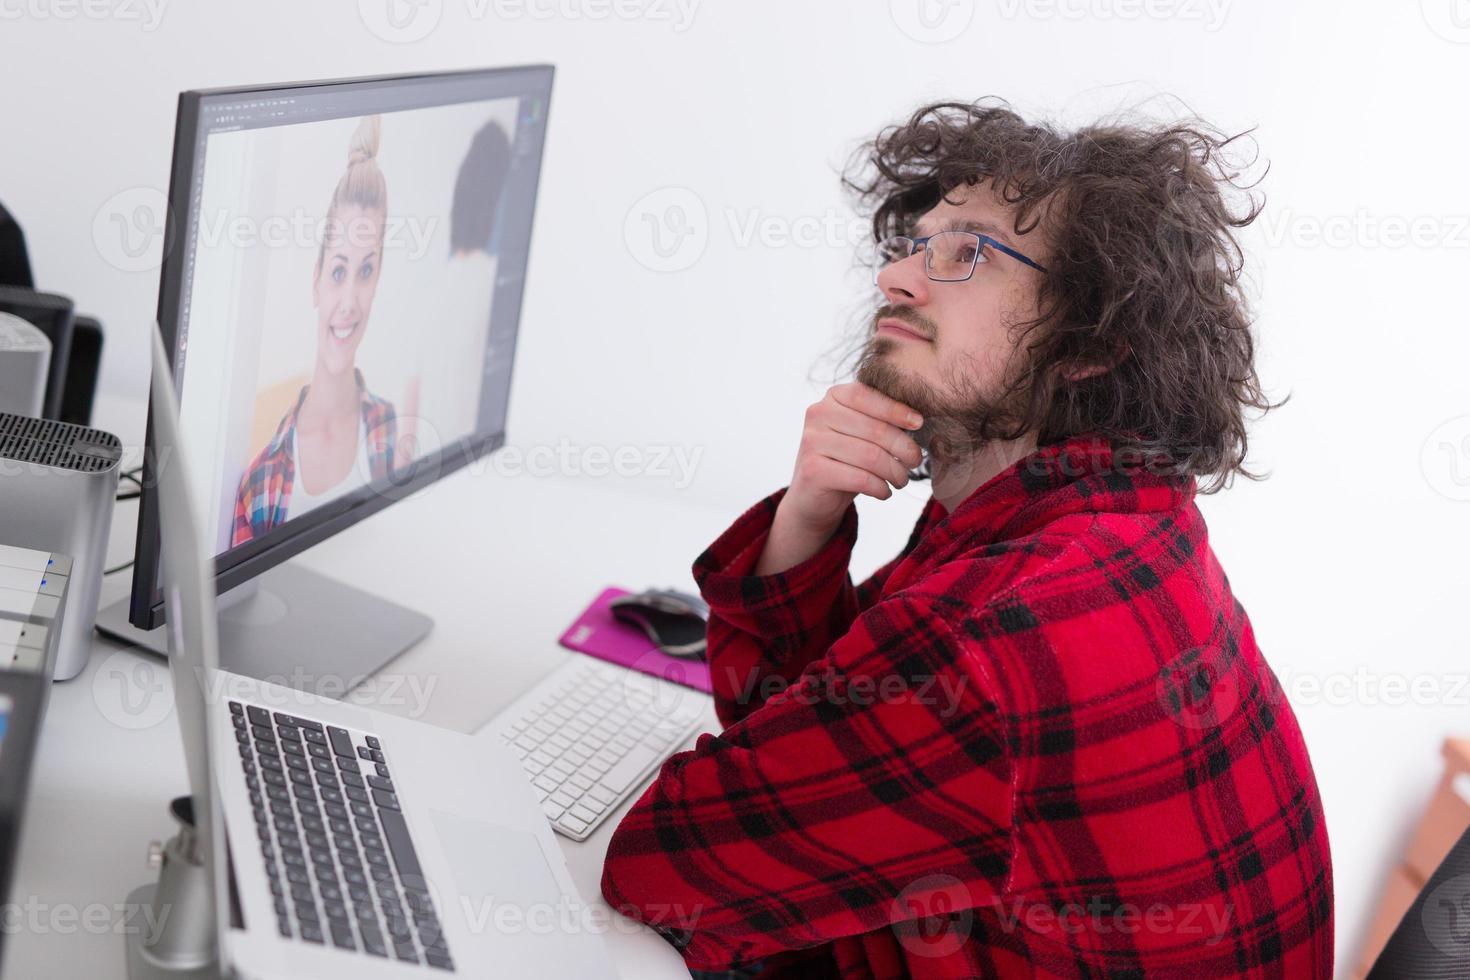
1367, 824, 1470, 978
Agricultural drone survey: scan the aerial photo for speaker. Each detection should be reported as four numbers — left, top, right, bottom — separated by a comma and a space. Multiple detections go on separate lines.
57, 316, 102, 427
0, 313, 49, 418
0, 287, 72, 420
0, 412, 121, 681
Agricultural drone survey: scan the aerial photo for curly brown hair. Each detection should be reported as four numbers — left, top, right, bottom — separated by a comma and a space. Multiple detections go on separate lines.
840, 99, 1284, 493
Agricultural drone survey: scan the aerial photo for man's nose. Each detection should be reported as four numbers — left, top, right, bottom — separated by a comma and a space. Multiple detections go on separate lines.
876, 251, 931, 306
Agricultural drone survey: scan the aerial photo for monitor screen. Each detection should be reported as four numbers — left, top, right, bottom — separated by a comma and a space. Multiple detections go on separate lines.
130, 67, 553, 628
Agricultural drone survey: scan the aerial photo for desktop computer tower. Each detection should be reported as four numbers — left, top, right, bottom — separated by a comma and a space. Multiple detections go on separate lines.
0, 412, 121, 680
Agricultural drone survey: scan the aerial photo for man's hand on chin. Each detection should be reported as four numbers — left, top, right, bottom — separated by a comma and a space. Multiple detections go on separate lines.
756, 381, 925, 576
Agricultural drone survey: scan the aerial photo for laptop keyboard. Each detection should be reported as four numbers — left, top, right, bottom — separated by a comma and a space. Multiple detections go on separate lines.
496, 658, 705, 841
230, 700, 454, 970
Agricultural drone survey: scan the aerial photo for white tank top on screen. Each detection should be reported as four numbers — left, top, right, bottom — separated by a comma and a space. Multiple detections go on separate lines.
287, 415, 371, 520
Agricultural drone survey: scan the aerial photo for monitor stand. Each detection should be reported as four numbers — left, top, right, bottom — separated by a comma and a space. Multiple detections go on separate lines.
94, 563, 433, 699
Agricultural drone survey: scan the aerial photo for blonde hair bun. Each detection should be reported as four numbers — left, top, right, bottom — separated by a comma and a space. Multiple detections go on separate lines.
316, 114, 388, 269
347, 115, 381, 167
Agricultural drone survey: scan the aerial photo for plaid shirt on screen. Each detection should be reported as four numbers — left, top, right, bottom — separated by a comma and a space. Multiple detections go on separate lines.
601, 434, 1333, 979
231, 369, 397, 546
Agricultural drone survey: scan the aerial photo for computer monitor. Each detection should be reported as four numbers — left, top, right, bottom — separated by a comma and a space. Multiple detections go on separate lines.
95, 66, 553, 691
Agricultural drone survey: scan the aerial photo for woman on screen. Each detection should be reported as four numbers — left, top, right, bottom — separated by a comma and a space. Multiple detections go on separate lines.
231, 115, 399, 546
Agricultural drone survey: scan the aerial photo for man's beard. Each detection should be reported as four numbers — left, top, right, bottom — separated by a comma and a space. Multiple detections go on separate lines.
854, 328, 1029, 494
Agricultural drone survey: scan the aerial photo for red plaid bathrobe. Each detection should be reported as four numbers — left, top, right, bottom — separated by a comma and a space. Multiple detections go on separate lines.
601, 434, 1333, 978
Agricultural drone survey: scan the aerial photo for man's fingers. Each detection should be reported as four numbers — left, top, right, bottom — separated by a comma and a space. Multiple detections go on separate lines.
831, 382, 924, 432
806, 430, 911, 489
823, 404, 924, 470
788, 382, 924, 512
797, 454, 893, 500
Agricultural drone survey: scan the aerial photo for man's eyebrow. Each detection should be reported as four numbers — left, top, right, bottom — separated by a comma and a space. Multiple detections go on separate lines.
914, 217, 1017, 245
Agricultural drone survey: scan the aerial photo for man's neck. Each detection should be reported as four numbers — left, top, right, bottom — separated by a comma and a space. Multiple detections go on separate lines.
929, 433, 1038, 514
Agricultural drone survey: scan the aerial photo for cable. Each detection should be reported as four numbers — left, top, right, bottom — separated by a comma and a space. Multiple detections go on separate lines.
117, 465, 144, 501
107, 465, 148, 570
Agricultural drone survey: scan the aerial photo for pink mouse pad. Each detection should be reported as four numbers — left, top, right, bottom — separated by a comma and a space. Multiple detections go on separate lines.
557, 586, 713, 694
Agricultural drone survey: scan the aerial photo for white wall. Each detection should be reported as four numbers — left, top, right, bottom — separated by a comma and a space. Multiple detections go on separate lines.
4, 0, 1469, 971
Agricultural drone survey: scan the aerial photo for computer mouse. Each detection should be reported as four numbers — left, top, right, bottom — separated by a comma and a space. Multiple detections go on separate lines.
608, 588, 709, 658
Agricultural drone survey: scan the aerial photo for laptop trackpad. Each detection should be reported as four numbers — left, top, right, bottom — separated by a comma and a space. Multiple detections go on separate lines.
429, 809, 565, 907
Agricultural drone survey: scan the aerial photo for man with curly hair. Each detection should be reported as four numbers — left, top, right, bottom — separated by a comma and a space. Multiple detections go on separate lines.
601, 100, 1333, 979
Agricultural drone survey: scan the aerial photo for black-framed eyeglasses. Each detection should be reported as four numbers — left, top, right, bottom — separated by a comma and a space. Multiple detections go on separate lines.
873, 230, 1048, 283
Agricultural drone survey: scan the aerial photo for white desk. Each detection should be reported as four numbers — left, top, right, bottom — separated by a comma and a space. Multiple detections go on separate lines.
3, 451, 742, 979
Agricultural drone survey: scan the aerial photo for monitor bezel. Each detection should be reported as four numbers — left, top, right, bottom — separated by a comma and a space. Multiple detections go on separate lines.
128, 64, 554, 630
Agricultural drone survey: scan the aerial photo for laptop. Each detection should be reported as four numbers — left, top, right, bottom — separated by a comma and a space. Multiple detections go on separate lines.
146, 320, 616, 978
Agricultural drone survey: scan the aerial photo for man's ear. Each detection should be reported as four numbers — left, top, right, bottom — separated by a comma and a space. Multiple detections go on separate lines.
1059, 342, 1130, 383
1062, 363, 1109, 382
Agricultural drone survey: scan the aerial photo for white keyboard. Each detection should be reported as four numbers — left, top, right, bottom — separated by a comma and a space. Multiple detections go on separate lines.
493, 657, 707, 840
